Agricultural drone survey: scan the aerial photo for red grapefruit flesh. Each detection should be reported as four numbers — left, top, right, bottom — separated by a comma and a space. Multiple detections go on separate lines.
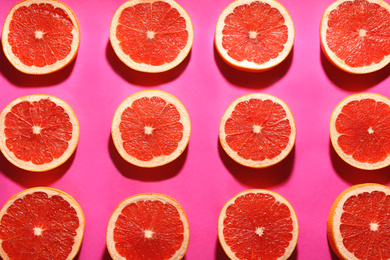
106, 193, 190, 260
0, 187, 85, 260
320, 0, 390, 74
111, 90, 191, 168
330, 93, 390, 170
110, 0, 194, 73
215, 0, 295, 72
218, 189, 299, 260
219, 93, 296, 168
0, 94, 80, 172
328, 183, 390, 260
2, 0, 80, 74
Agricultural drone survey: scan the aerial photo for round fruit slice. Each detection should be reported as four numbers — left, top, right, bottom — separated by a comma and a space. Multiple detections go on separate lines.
2, 0, 80, 74
219, 93, 296, 168
110, 0, 194, 73
215, 0, 295, 72
327, 183, 390, 260
330, 93, 390, 170
0, 94, 80, 172
106, 193, 190, 260
111, 90, 191, 168
320, 0, 390, 74
218, 189, 299, 260
0, 187, 85, 260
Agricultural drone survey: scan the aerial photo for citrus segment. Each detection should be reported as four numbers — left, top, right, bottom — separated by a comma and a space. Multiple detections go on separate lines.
327, 183, 390, 260
0, 94, 80, 172
219, 93, 296, 168
110, 0, 194, 73
215, 0, 295, 72
0, 187, 85, 260
106, 193, 190, 260
330, 93, 390, 170
320, 0, 390, 74
218, 189, 299, 260
112, 90, 191, 168
2, 0, 80, 74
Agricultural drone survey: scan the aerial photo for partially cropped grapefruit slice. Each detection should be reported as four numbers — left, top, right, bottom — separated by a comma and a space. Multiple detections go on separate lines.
2, 0, 80, 74
327, 183, 390, 260
320, 0, 390, 74
0, 94, 80, 172
330, 93, 390, 170
110, 0, 194, 73
219, 93, 296, 168
111, 90, 191, 168
218, 189, 299, 260
215, 0, 295, 72
106, 193, 190, 260
0, 187, 85, 260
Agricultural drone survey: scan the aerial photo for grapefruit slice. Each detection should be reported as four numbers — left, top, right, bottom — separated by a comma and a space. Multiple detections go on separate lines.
219, 93, 296, 168
109, 0, 194, 73
0, 187, 85, 260
106, 193, 190, 260
330, 93, 390, 170
2, 0, 80, 75
218, 189, 299, 260
0, 94, 80, 172
327, 183, 390, 260
320, 0, 390, 74
111, 90, 191, 168
215, 0, 295, 72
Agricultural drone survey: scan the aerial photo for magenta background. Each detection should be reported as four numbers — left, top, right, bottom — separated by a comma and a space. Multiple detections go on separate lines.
1, 0, 390, 259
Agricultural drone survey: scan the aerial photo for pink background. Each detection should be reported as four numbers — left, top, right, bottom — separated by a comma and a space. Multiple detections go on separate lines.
1, 0, 390, 259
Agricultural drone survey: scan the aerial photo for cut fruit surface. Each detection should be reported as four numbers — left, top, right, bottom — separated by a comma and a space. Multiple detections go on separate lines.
327, 183, 390, 260
219, 93, 296, 168
0, 187, 85, 260
0, 94, 80, 172
320, 0, 390, 74
330, 93, 390, 170
110, 0, 194, 73
111, 90, 191, 168
218, 189, 299, 260
2, 0, 80, 74
215, 0, 295, 72
106, 193, 190, 260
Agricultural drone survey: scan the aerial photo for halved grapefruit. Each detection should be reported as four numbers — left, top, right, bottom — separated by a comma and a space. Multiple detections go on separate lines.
330, 93, 390, 170
106, 193, 190, 260
0, 187, 85, 260
2, 0, 80, 74
219, 93, 296, 168
215, 0, 295, 72
327, 183, 390, 260
320, 0, 390, 74
0, 94, 80, 172
110, 0, 194, 73
218, 189, 299, 260
111, 90, 191, 168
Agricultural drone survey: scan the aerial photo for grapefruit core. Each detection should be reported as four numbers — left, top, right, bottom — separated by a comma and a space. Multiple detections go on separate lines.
110, 0, 194, 73
320, 0, 390, 74
215, 0, 295, 72
327, 183, 390, 260
2, 0, 80, 75
0, 94, 80, 172
218, 189, 299, 260
219, 93, 296, 168
111, 90, 191, 168
106, 193, 190, 260
0, 187, 85, 260
330, 93, 390, 170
